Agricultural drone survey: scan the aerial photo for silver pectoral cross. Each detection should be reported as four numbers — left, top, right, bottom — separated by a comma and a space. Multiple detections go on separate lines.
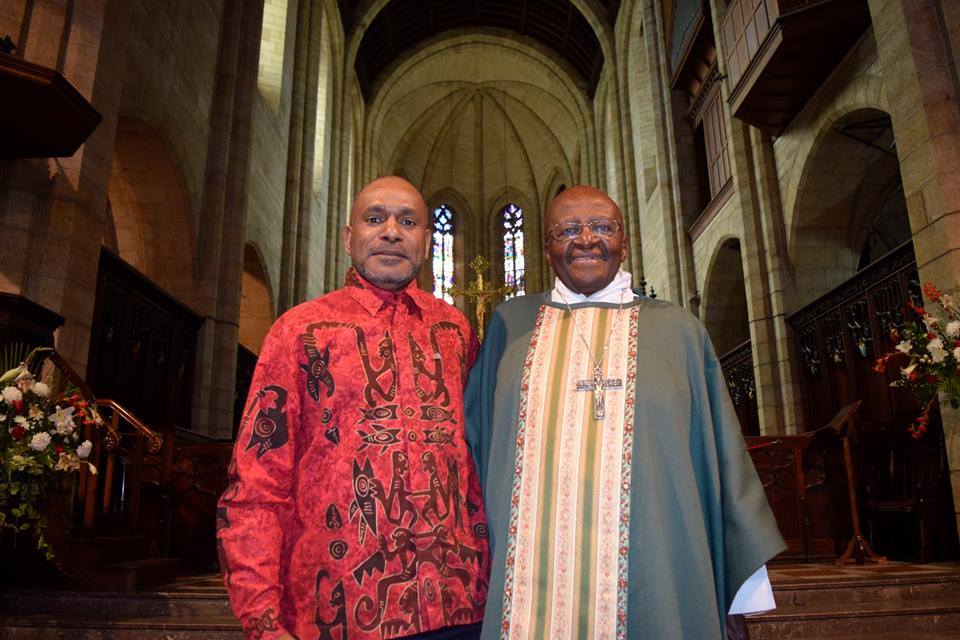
575, 364, 623, 420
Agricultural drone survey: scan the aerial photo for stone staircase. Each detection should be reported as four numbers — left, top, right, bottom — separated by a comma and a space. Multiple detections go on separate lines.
3, 564, 960, 639
748, 562, 960, 639
0, 576, 240, 639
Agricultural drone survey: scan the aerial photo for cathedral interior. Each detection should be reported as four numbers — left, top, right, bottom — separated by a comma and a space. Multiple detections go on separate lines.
3, 0, 960, 637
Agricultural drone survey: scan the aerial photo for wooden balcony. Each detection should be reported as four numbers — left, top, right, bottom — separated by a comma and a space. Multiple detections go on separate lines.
0, 52, 101, 158
720, 0, 871, 134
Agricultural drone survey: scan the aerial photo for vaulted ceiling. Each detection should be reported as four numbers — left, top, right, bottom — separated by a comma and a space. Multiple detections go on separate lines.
340, 0, 622, 100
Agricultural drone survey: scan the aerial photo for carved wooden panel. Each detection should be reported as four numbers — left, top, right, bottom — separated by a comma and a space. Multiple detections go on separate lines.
720, 340, 760, 436
788, 243, 920, 433
746, 433, 846, 562
87, 249, 201, 429
786, 243, 958, 560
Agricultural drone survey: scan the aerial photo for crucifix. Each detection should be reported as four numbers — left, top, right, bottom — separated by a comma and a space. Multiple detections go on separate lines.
449, 256, 514, 341
575, 366, 623, 420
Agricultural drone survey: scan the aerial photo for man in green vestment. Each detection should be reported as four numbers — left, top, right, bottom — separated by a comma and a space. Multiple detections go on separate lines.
465, 186, 785, 639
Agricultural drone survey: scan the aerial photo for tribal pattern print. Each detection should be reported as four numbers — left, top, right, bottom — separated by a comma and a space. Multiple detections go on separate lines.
220, 269, 485, 640
243, 386, 289, 459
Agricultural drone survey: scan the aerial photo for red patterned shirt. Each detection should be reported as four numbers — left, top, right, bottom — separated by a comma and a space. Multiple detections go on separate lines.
219, 269, 489, 639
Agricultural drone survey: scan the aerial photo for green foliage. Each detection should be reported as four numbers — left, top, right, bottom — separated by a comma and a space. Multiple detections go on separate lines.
1, 349, 100, 561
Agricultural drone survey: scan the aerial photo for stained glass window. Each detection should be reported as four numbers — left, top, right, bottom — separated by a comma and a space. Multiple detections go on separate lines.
432, 205, 454, 303
502, 204, 525, 298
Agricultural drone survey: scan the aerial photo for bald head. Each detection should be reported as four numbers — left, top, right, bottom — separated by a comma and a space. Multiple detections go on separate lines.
350, 176, 427, 223
545, 186, 622, 238
343, 176, 431, 291
543, 184, 627, 295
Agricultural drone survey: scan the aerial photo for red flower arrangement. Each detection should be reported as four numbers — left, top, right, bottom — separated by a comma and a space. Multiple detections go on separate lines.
874, 283, 960, 439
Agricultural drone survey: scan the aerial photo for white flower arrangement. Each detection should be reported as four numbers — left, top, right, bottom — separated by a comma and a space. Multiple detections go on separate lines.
1, 351, 102, 557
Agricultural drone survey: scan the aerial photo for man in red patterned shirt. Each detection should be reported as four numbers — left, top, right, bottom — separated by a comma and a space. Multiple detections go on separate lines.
219, 176, 489, 640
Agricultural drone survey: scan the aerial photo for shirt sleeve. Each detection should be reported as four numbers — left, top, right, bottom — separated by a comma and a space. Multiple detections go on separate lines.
728, 565, 776, 614
217, 320, 301, 640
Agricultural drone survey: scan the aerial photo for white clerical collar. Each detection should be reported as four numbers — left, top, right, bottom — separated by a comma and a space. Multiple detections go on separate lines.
550, 268, 636, 304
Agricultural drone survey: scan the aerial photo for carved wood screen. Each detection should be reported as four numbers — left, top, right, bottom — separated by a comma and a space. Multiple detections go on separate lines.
87, 248, 201, 430
787, 243, 959, 560
787, 242, 921, 433
720, 340, 759, 436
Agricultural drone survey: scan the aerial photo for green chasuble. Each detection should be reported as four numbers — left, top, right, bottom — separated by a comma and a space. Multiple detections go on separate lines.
465, 292, 785, 640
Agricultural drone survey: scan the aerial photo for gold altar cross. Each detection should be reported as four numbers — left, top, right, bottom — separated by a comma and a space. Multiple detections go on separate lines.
449, 256, 514, 341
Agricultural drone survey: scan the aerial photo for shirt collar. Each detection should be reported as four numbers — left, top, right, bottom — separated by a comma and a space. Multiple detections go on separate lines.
343, 268, 427, 317
550, 268, 636, 304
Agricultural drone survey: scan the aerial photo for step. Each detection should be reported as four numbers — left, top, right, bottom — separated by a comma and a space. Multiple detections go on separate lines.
89, 557, 181, 592
748, 599, 960, 638
0, 588, 234, 618
771, 573, 960, 609
0, 581, 240, 640
72, 533, 157, 566
0, 614, 241, 640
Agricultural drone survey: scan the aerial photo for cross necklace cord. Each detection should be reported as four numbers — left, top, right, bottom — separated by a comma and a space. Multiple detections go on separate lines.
557, 288, 629, 420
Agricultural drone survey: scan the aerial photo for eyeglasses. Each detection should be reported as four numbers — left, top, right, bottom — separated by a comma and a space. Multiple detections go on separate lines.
547, 219, 622, 242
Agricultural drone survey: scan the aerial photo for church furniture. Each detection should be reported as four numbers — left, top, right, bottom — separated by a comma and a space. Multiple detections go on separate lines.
863, 404, 954, 563
720, 0, 872, 134
0, 51, 101, 158
0, 292, 64, 354
721, 339, 760, 437
829, 400, 887, 565
787, 242, 958, 561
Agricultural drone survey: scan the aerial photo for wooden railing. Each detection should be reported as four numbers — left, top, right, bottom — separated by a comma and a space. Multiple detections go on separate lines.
13, 349, 173, 585
48, 345, 238, 574
84, 399, 165, 535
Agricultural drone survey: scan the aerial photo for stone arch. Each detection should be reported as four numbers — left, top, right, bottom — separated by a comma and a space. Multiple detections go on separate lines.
541, 167, 571, 213
781, 74, 889, 228
239, 244, 275, 355
701, 236, 750, 356
364, 34, 590, 188
106, 116, 199, 309
345, 0, 616, 82
788, 106, 908, 311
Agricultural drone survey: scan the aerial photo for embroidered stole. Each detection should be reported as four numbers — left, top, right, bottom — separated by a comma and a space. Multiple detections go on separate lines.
501, 304, 639, 640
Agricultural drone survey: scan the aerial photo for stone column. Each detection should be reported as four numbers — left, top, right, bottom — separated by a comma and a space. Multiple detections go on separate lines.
192, 0, 263, 437
868, 0, 960, 531
0, 0, 126, 376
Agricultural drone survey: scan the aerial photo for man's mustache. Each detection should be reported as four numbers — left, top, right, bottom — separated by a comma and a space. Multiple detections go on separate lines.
564, 241, 608, 263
